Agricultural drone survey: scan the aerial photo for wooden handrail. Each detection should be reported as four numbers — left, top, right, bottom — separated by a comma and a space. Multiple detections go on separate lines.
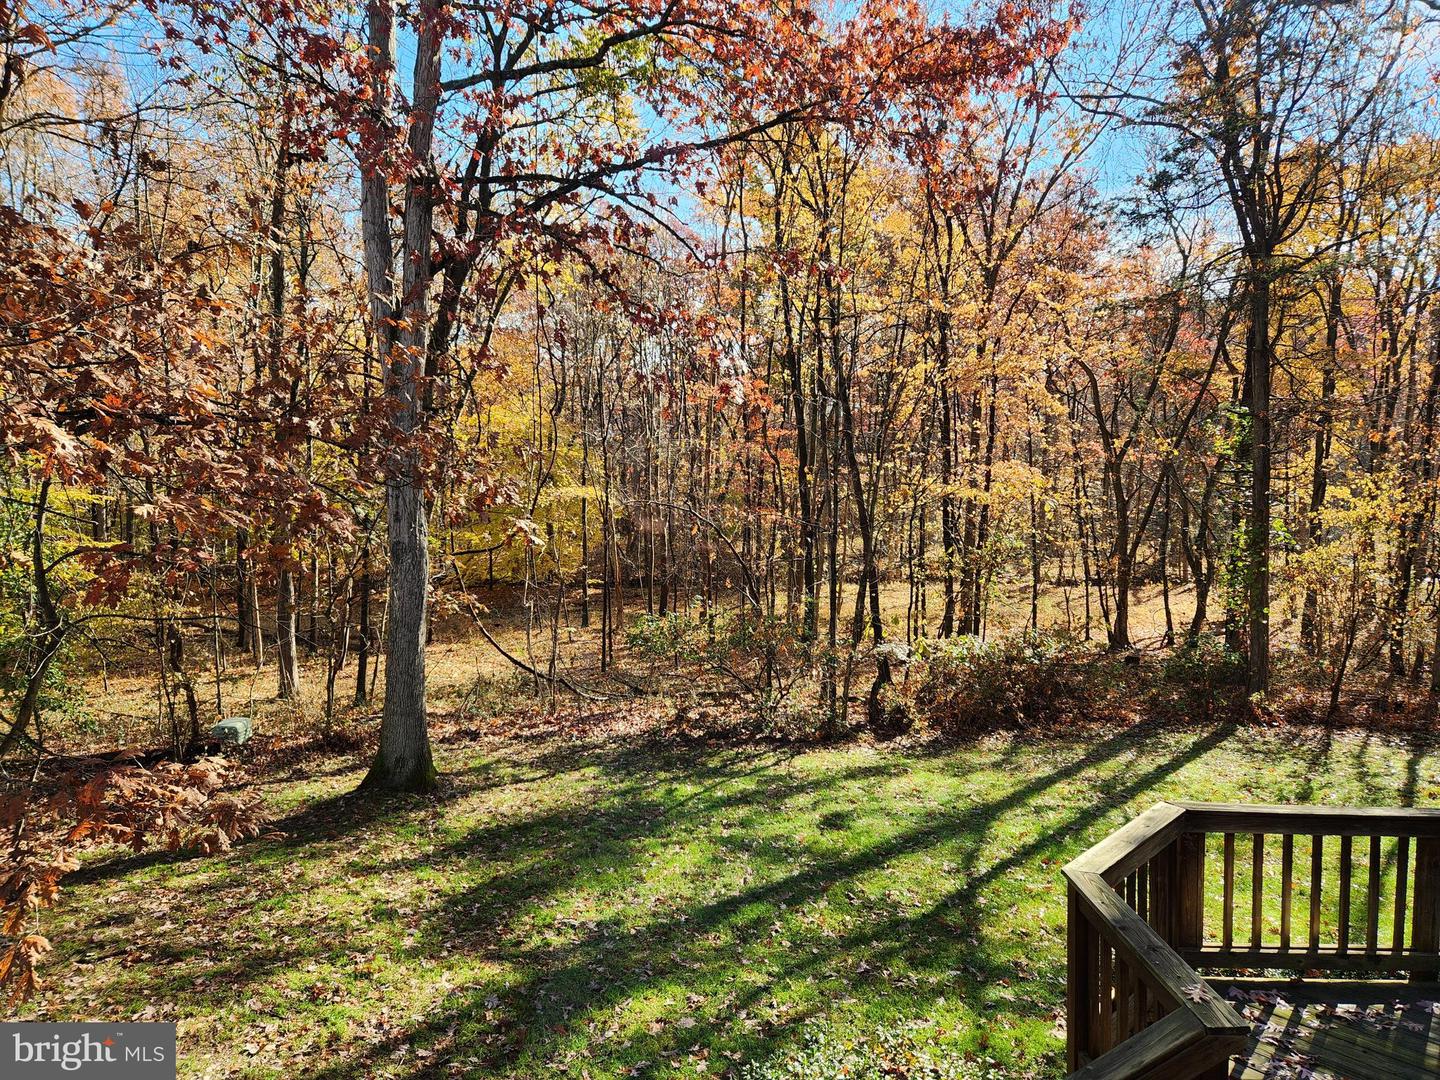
1065, 1010, 1224, 1080
1175, 802, 1440, 836
1173, 802, 1440, 980
1066, 802, 1187, 884
1063, 801, 1440, 1079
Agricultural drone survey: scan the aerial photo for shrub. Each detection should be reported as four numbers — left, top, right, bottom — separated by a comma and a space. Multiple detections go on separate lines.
628, 611, 697, 665
629, 607, 816, 732
1160, 635, 1244, 716
904, 630, 1090, 737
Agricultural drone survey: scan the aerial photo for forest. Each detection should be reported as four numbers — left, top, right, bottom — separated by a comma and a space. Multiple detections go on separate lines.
6, 0, 1440, 1077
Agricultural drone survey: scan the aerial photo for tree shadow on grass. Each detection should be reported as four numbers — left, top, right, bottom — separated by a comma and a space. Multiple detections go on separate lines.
56, 718, 1426, 1080
1400, 728, 1437, 806
1293, 724, 1336, 803
47, 740, 809, 1027
65, 737, 639, 890
64, 781, 441, 889
295, 723, 1234, 1079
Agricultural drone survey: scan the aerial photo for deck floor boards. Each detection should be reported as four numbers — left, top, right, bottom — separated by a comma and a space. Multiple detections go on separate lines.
1215, 979, 1440, 1079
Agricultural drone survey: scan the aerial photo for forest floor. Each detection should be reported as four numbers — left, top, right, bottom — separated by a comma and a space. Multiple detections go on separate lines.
54, 577, 1205, 756
18, 711, 1440, 1079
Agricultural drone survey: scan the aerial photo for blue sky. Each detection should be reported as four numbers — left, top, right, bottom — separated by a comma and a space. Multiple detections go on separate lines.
45, 0, 1439, 255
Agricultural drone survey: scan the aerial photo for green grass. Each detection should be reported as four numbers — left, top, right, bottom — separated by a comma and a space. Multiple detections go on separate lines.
21, 720, 1440, 1078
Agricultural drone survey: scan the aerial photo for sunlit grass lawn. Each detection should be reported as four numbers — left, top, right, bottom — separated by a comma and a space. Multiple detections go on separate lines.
22, 719, 1440, 1079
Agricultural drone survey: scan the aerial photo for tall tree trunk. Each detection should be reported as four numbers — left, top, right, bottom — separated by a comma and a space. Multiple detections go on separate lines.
276, 569, 301, 699
360, 0, 440, 791
355, 539, 371, 706
1108, 458, 1132, 651
970, 380, 999, 637
1301, 279, 1340, 651
826, 276, 892, 733
1246, 261, 1273, 695
579, 431, 592, 627
1182, 466, 1219, 645
774, 151, 818, 641
959, 388, 982, 634
307, 550, 321, 656
1390, 317, 1440, 676
939, 382, 957, 636
783, 334, 818, 641
1027, 427, 1041, 631
166, 621, 201, 758
235, 528, 264, 666
0, 479, 66, 759
266, 78, 301, 702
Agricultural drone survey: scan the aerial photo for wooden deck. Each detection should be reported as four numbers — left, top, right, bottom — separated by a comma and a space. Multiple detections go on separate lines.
1217, 978, 1440, 1079
1064, 803, 1440, 1079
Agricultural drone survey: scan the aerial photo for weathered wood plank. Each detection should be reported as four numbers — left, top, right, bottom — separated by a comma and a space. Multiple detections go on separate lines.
1222, 832, 1235, 950
1280, 833, 1293, 951
1367, 834, 1382, 955
1064, 1009, 1236, 1080
1251, 833, 1264, 948
1412, 836, 1440, 982
1066, 802, 1188, 883
1219, 979, 1440, 1080
1067, 884, 1091, 1073
1115, 957, 1132, 1044
1180, 945, 1440, 972
1395, 834, 1410, 956
1177, 833, 1204, 950
1097, 938, 1113, 1058
1175, 803, 1440, 837
1149, 846, 1172, 943
1339, 834, 1353, 955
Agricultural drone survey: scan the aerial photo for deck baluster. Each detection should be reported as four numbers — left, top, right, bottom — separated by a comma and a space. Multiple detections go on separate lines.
1280, 834, 1294, 950
1096, 939, 1112, 1057
1065, 885, 1090, 1070
1222, 832, 1235, 949
1339, 835, 1353, 955
1251, 833, 1264, 948
1178, 833, 1204, 950
1366, 835, 1382, 955
1393, 835, 1410, 956
1413, 836, 1440, 982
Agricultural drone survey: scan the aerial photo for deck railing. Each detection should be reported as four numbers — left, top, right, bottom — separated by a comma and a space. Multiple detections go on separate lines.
1063, 801, 1440, 1079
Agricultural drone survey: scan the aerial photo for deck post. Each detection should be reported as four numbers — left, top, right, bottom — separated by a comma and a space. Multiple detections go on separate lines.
1176, 832, 1205, 950
1413, 836, 1440, 982
1066, 882, 1093, 1070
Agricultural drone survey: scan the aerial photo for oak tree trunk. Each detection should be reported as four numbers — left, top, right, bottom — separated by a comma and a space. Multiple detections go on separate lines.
359, 0, 441, 792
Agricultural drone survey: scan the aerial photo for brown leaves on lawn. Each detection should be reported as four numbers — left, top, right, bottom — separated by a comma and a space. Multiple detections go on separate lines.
0, 757, 267, 1006
0, 935, 51, 1006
